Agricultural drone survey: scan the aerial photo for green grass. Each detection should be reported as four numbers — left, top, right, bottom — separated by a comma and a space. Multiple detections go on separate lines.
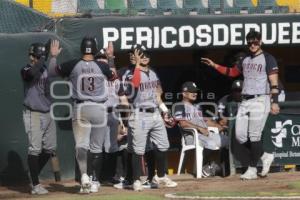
176, 191, 300, 197
288, 181, 300, 189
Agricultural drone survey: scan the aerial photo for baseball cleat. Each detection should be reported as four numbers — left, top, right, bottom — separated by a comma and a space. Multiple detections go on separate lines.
153, 175, 178, 188
80, 173, 91, 194
240, 167, 258, 180
133, 180, 143, 191
90, 181, 100, 193
142, 179, 158, 189
31, 184, 48, 195
113, 180, 133, 189
260, 152, 274, 177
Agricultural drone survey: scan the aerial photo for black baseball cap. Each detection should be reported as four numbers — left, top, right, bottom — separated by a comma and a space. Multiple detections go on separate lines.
95, 48, 107, 60
181, 82, 199, 93
129, 44, 149, 57
231, 80, 243, 91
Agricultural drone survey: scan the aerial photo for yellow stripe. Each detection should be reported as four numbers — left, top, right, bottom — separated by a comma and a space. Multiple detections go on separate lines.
32, 0, 52, 14
15, 0, 29, 6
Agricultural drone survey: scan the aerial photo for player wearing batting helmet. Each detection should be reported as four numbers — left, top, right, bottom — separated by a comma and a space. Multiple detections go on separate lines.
201, 30, 280, 180
21, 42, 56, 195
48, 37, 117, 193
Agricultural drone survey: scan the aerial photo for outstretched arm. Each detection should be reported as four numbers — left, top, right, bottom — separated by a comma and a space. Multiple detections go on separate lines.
201, 57, 241, 77
48, 40, 62, 76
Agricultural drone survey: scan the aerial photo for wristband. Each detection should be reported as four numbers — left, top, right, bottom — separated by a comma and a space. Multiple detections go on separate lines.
271, 85, 279, 90
159, 103, 168, 113
271, 93, 279, 103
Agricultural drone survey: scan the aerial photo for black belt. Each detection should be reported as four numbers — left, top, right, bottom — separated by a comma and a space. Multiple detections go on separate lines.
23, 105, 49, 113
74, 99, 105, 104
139, 107, 157, 113
107, 107, 114, 113
242, 94, 264, 100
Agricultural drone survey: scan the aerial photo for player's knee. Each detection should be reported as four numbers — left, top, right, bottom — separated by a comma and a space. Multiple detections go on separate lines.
132, 147, 145, 155
235, 134, 247, 144
249, 135, 261, 142
75, 143, 89, 151
28, 149, 42, 156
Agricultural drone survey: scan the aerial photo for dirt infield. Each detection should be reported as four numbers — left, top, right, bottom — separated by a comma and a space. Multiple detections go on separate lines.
0, 172, 300, 200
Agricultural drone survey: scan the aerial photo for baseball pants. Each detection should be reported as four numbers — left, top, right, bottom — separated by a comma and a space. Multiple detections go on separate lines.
104, 112, 120, 153
23, 109, 56, 156
235, 95, 270, 143
72, 102, 107, 153
127, 110, 170, 155
184, 132, 229, 150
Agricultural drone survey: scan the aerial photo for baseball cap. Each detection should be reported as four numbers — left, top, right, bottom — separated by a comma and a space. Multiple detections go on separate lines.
95, 48, 107, 60
231, 80, 243, 91
129, 44, 149, 58
181, 82, 199, 93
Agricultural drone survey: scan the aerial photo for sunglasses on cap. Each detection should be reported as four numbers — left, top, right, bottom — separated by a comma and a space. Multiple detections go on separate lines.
247, 40, 260, 47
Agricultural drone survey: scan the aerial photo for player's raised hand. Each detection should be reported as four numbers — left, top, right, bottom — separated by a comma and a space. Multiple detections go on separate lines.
270, 103, 280, 115
105, 41, 114, 58
134, 49, 143, 67
50, 40, 62, 57
201, 57, 216, 68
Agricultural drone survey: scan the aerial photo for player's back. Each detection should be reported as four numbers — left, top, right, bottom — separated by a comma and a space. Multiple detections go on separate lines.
70, 60, 108, 102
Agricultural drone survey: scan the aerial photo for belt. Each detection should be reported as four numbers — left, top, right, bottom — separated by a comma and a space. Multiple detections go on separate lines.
242, 94, 264, 100
138, 107, 157, 113
107, 107, 114, 113
23, 105, 49, 113
74, 99, 105, 104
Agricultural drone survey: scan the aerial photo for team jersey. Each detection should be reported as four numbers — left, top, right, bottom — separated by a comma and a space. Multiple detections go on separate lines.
218, 94, 240, 119
56, 59, 115, 102
21, 63, 51, 112
174, 102, 207, 128
121, 66, 160, 108
104, 79, 124, 107
237, 52, 278, 95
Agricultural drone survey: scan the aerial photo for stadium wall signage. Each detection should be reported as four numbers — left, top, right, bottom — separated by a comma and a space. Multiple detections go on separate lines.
263, 114, 300, 164
58, 15, 300, 51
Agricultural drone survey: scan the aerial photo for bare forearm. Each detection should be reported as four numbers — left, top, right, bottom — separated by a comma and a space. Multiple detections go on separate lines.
179, 120, 207, 134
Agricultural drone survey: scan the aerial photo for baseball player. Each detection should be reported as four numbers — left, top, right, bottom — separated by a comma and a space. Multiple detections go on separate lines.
201, 30, 280, 179
174, 81, 229, 151
48, 38, 117, 193
123, 44, 177, 191
94, 48, 128, 184
21, 42, 56, 195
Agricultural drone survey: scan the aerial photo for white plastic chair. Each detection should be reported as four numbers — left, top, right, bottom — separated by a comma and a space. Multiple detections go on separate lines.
177, 126, 219, 178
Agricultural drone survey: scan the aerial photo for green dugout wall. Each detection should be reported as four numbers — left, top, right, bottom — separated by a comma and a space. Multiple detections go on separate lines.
1, 14, 300, 183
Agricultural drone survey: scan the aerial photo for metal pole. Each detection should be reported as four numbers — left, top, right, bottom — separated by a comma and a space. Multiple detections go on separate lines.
29, 0, 33, 8
227, 102, 236, 176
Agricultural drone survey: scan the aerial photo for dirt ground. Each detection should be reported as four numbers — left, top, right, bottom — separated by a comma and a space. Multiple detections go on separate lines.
1, 172, 300, 200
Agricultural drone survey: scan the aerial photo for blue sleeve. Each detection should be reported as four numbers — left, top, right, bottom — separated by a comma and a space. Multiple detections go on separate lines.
58, 59, 78, 78
174, 103, 186, 120
95, 61, 115, 80
264, 53, 278, 75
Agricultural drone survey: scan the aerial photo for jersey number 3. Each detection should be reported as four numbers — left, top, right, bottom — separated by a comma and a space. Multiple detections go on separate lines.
81, 77, 95, 92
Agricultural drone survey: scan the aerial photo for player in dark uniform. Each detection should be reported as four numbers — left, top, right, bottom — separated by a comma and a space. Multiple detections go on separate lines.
201, 30, 280, 179
21, 42, 56, 195
48, 38, 117, 193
